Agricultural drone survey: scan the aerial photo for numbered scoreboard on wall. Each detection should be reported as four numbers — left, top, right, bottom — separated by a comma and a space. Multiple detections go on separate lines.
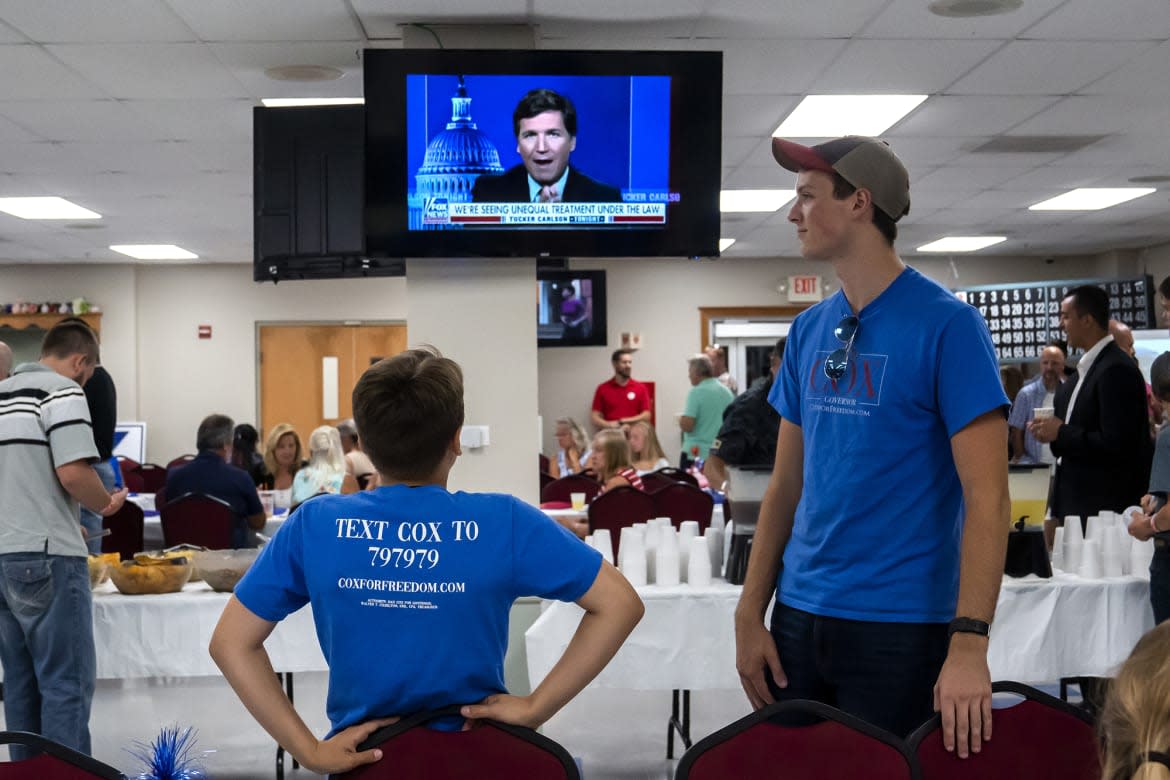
954, 275, 1154, 362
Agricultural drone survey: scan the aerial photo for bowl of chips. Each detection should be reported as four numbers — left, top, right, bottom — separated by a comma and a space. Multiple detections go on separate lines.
108, 557, 192, 595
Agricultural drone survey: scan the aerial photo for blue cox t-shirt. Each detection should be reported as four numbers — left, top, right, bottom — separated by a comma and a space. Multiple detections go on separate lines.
234, 484, 602, 735
769, 266, 1008, 623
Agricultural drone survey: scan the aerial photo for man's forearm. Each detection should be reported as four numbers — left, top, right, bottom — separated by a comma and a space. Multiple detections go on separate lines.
954, 488, 1009, 624
57, 461, 115, 513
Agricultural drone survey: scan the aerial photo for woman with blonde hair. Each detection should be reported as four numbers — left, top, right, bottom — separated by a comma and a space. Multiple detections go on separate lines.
290, 425, 359, 507
628, 421, 669, 474
549, 416, 591, 477
1101, 621, 1170, 780
589, 429, 644, 492
262, 423, 303, 509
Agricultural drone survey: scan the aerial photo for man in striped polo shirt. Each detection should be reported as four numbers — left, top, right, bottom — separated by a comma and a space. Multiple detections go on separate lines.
0, 321, 127, 759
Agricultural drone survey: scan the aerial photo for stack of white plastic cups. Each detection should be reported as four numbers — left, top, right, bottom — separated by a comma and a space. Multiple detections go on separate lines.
1051, 526, 1066, 572
687, 536, 712, 586
655, 524, 681, 586
1063, 515, 1084, 575
678, 521, 700, 582
618, 526, 646, 586
592, 528, 614, 565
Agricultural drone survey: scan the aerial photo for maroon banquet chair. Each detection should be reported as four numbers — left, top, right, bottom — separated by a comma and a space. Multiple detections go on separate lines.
135, 463, 168, 494
120, 470, 146, 494
653, 466, 698, 487
337, 705, 579, 780
101, 500, 145, 560
0, 731, 125, 779
165, 454, 196, 472
675, 699, 918, 780
587, 486, 655, 560
908, 681, 1099, 780
652, 481, 714, 533
159, 492, 236, 549
541, 473, 602, 505
639, 471, 676, 494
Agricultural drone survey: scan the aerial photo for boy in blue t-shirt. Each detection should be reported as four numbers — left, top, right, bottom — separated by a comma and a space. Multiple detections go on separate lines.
210, 348, 643, 775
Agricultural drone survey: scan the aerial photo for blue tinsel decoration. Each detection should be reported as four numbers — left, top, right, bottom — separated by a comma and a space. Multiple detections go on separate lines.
127, 725, 209, 780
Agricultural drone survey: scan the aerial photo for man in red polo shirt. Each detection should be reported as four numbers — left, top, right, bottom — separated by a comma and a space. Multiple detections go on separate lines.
591, 349, 651, 432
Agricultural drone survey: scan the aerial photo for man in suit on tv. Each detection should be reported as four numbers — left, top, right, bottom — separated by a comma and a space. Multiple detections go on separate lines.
1031, 284, 1152, 531
471, 88, 622, 204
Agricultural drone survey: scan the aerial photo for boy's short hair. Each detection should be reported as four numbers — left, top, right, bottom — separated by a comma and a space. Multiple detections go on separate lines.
41, 321, 100, 364
353, 347, 464, 481
1152, 352, 1170, 402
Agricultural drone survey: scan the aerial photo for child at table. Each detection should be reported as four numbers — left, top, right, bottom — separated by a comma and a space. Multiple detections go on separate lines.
1100, 621, 1170, 780
210, 347, 643, 775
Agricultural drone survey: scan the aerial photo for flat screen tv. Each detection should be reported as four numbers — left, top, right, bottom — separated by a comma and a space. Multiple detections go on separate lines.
364, 49, 722, 259
537, 269, 607, 347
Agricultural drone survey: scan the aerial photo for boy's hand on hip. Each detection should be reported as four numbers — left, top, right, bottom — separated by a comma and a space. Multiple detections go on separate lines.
461, 694, 544, 730
302, 716, 398, 775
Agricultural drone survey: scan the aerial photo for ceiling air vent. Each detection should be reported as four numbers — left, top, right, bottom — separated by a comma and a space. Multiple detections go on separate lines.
971, 136, 1105, 154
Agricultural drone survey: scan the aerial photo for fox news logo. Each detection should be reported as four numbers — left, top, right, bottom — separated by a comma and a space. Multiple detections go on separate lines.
422, 198, 451, 225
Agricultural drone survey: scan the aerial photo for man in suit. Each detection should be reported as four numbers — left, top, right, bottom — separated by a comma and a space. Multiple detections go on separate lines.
1031, 285, 1152, 532
471, 88, 622, 204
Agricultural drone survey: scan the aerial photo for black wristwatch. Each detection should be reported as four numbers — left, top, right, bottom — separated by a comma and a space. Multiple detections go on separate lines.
948, 617, 990, 639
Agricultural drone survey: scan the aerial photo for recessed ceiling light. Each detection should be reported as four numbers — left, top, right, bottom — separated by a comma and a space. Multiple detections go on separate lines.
773, 95, 928, 138
261, 98, 364, 108
917, 236, 1007, 253
928, 0, 1022, 17
1028, 188, 1155, 211
109, 244, 198, 260
264, 65, 345, 82
720, 190, 794, 213
719, 238, 736, 252
0, 197, 101, 220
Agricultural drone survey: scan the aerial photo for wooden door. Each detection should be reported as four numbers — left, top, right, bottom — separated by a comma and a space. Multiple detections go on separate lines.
258, 323, 407, 444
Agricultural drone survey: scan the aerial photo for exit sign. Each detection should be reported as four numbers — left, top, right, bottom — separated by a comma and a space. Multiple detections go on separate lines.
788, 275, 823, 303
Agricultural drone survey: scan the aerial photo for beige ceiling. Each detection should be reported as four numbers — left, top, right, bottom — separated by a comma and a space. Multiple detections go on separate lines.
0, 0, 1169, 264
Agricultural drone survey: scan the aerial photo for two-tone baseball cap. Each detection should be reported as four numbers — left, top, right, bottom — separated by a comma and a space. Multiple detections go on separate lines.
772, 136, 911, 222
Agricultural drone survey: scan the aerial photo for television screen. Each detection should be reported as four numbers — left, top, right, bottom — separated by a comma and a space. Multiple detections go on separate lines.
364, 49, 722, 259
537, 270, 607, 347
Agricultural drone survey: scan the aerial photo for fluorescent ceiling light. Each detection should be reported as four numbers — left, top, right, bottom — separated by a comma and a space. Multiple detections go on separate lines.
1028, 187, 1156, 211
261, 97, 364, 107
917, 236, 1007, 253
719, 238, 736, 252
773, 95, 928, 138
109, 244, 198, 260
720, 190, 794, 213
0, 197, 101, 220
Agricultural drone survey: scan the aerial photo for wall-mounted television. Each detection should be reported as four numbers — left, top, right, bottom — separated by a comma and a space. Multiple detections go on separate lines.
364, 49, 722, 259
537, 269, 607, 347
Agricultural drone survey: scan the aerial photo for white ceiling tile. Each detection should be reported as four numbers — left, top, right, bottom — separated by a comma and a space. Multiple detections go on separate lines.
1023, 0, 1170, 40
1080, 39, 1170, 97
0, 17, 27, 42
693, 0, 888, 38
0, 114, 40, 142
0, 141, 88, 176
723, 39, 847, 95
126, 99, 254, 143
863, 0, 1065, 39
948, 40, 1156, 95
721, 135, 766, 168
538, 26, 705, 43
1057, 134, 1170, 167
210, 42, 363, 99
1009, 95, 1170, 136
889, 96, 1058, 137
948, 149, 1072, 168
165, 0, 361, 42
0, 0, 194, 43
0, 44, 106, 99
810, 39, 1003, 93
59, 140, 205, 175
878, 137, 970, 169
914, 165, 1027, 191
536, 0, 702, 22
722, 95, 800, 140
995, 165, 1116, 191
46, 43, 251, 99
0, 100, 162, 142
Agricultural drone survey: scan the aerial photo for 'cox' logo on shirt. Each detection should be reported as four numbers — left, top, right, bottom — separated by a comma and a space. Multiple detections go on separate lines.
807, 351, 888, 405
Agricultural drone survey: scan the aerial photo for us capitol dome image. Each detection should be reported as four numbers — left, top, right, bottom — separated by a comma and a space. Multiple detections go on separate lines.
408, 77, 504, 229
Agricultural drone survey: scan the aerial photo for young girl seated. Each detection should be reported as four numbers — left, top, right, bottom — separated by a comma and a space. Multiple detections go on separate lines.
210, 348, 643, 775
590, 429, 645, 492
1101, 621, 1170, 780
628, 421, 669, 475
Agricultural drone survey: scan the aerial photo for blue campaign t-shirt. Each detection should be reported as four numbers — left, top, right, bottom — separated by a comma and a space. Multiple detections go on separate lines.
769, 266, 1008, 623
234, 484, 602, 735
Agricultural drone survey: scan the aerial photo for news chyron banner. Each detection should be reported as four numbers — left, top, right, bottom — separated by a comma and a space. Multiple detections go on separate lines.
424, 199, 666, 227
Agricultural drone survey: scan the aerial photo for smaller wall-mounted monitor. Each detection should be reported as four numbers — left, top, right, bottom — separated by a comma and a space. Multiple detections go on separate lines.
537, 270, 606, 347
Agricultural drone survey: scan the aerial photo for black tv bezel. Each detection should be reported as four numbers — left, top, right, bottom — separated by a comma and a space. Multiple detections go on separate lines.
363, 48, 722, 260
537, 269, 608, 348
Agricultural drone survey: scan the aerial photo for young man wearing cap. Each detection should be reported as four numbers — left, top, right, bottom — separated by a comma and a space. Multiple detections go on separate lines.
734, 136, 1010, 756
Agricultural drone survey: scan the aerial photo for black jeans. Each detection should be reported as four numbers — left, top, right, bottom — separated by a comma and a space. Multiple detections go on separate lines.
767, 601, 949, 738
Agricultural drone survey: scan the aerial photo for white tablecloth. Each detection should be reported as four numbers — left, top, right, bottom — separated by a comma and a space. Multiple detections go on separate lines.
525, 573, 1154, 691
90, 581, 325, 679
